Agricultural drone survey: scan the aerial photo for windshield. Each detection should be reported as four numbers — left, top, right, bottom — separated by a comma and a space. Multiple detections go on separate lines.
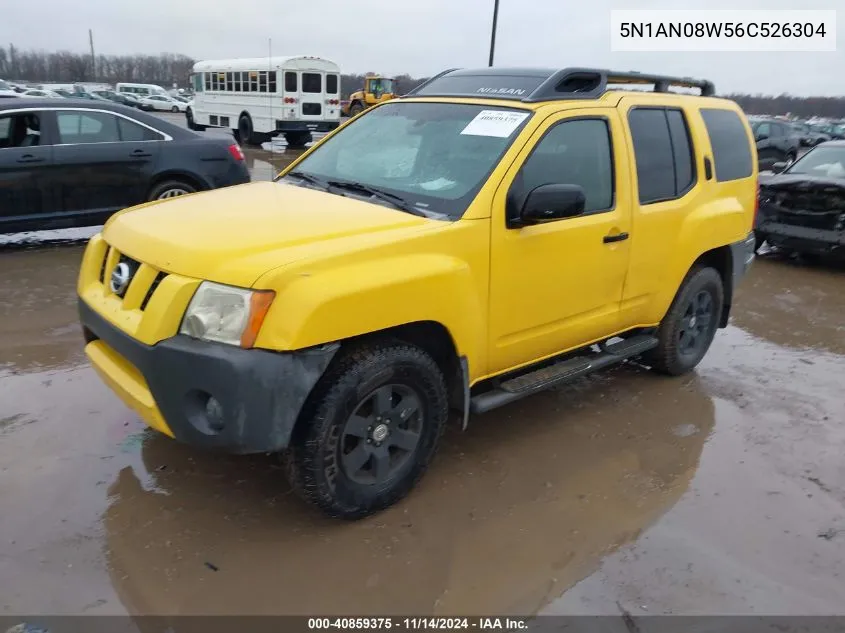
280, 102, 532, 220
786, 145, 845, 179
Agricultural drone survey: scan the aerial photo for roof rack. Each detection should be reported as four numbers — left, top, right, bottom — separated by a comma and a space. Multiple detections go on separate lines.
404, 67, 716, 102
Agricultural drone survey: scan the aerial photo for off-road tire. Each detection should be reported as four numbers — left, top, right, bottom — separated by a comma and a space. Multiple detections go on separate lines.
349, 101, 364, 116
644, 266, 724, 377
286, 342, 448, 519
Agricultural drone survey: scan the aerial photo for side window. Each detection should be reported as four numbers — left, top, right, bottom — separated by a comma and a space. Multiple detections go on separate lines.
0, 113, 42, 148
302, 73, 321, 93
285, 71, 297, 92
326, 74, 339, 94
57, 112, 120, 144
756, 122, 771, 138
118, 117, 163, 142
628, 107, 696, 204
516, 118, 614, 214
269, 71, 277, 93
700, 108, 754, 182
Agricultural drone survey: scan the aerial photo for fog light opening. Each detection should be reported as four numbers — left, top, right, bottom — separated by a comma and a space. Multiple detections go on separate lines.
184, 390, 226, 436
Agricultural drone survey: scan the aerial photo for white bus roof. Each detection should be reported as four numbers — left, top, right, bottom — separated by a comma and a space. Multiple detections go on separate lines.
192, 56, 339, 73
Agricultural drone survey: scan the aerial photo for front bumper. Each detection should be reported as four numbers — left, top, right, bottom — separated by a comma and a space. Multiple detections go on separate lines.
757, 220, 845, 251
79, 298, 338, 454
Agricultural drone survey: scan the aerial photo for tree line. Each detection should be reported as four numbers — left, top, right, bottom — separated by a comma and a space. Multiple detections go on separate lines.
2, 46, 844, 118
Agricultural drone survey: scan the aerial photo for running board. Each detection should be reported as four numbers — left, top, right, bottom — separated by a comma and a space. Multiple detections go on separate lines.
470, 335, 658, 415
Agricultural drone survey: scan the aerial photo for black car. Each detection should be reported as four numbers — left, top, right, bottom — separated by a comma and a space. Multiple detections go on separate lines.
91, 90, 142, 109
750, 118, 801, 171
755, 141, 845, 256
0, 99, 250, 233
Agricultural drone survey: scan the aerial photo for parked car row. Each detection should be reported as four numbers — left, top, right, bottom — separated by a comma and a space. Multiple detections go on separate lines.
0, 98, 250, 233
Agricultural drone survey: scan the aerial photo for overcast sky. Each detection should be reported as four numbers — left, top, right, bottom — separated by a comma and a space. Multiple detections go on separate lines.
3, 0, 842, 96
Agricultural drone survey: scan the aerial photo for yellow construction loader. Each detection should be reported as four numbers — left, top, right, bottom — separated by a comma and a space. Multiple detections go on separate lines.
341, 75, 397, 116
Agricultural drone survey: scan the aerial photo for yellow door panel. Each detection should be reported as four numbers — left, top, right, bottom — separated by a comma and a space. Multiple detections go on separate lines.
488, 108, 633, 374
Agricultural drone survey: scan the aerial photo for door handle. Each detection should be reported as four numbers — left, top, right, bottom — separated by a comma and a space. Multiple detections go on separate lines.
17, 154, 44, 164
603, 232, 629, 244
130, 150, 152, 158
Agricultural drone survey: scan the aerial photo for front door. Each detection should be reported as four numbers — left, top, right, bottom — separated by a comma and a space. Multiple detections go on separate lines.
487, 109, 632, 374
0, 111, 55, 232
47, 109, 161, 221
754, 122, 777, 169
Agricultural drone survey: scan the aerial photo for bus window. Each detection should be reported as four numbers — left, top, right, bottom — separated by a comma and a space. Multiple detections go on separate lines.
205, 74, 211, 91
285, 72, 297, 92
234, 73, 242, 92
326, 74, 338, 94
269, 71, 277, 93
226, 73, 234, 91
302, 73, 321, 93
259, 71, 268, 93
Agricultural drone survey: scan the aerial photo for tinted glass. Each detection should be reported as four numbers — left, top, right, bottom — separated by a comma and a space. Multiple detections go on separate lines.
302, 73, 321, 93
285, 71, 297, 92
666, 109, 695, 194
516, 119, 613, 212
700, 108, 754, 182
118, 117, 162, 141
629, 108, 675, 204
57, 112, 120, 144
414, 74, 546, 99
326, 74, 338, 94
0, 113, 41, 148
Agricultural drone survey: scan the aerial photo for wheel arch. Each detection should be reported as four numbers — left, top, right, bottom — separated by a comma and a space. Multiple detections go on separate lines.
692, 245, 733, 327
147, 170, 210, 198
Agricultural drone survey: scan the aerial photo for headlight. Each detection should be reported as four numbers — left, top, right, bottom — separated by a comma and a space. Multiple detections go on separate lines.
179, 281, 275, 348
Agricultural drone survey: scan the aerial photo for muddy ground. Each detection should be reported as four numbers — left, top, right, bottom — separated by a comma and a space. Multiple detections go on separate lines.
1, 114, 844, 624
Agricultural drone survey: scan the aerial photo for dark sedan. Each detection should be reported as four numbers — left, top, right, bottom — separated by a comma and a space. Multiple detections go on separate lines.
0, 99, 250, 233
755, 141, 845, 256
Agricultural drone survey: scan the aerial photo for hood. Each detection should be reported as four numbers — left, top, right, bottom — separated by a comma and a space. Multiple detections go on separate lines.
760, 173, 845, 191
103, 181, 431, 285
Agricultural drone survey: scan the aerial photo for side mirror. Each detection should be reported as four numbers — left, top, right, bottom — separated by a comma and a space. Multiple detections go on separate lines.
771, 161, 788, 174
517, 184, 586, 226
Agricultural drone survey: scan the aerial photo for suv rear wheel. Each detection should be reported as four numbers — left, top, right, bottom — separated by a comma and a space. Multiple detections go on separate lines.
645, 266, 724, 376
286, 342, 448, 519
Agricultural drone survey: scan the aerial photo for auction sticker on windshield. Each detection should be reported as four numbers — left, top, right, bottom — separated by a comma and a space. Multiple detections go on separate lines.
461, 110, 530, 138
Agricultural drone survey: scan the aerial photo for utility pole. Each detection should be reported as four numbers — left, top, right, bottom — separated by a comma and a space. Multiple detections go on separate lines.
89, 29, 95, 81
488, 0, 500, 67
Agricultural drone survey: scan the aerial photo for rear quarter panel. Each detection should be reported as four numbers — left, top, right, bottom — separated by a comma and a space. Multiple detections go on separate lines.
617, 95, 757, 326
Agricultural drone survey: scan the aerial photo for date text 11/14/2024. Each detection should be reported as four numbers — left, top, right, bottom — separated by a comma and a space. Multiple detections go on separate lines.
307, 618, 529, 630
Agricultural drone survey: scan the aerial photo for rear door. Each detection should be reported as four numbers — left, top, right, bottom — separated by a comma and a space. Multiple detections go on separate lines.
299, 71, 324, 122
0, 110, 55, 230
47, 109, 162, 219
754, 122, 776, 169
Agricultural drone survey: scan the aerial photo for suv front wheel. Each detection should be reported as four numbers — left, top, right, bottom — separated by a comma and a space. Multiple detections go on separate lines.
645, 266, 724, 376
286, 342, 449, 519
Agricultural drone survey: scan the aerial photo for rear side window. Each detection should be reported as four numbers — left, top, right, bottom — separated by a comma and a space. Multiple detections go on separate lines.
285, 72, 297, 92
118, 117, 163, 142
302, 73, 321, 93
629, 107, 696, 204
700, 108, 754, 182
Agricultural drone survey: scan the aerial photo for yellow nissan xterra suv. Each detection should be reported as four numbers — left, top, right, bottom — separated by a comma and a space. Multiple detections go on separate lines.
78, 67, 757, 518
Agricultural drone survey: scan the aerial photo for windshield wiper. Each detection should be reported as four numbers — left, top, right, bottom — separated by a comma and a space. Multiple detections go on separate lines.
326, 180, 428, 217
285, 170, 328, 189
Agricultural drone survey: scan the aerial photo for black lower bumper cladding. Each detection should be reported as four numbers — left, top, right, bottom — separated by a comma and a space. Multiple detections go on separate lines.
78, 298, 337, 454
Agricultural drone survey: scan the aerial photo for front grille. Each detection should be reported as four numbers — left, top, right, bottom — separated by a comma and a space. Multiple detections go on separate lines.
99, 245, 168, 311
302, 102, 322, 116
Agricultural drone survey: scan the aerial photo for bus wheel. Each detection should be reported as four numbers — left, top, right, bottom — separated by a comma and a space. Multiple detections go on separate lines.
237, 114, 261, 147
285, 131, 312, 149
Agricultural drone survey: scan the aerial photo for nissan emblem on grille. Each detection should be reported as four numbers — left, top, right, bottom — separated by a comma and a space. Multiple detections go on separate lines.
110, 262, 132, 295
